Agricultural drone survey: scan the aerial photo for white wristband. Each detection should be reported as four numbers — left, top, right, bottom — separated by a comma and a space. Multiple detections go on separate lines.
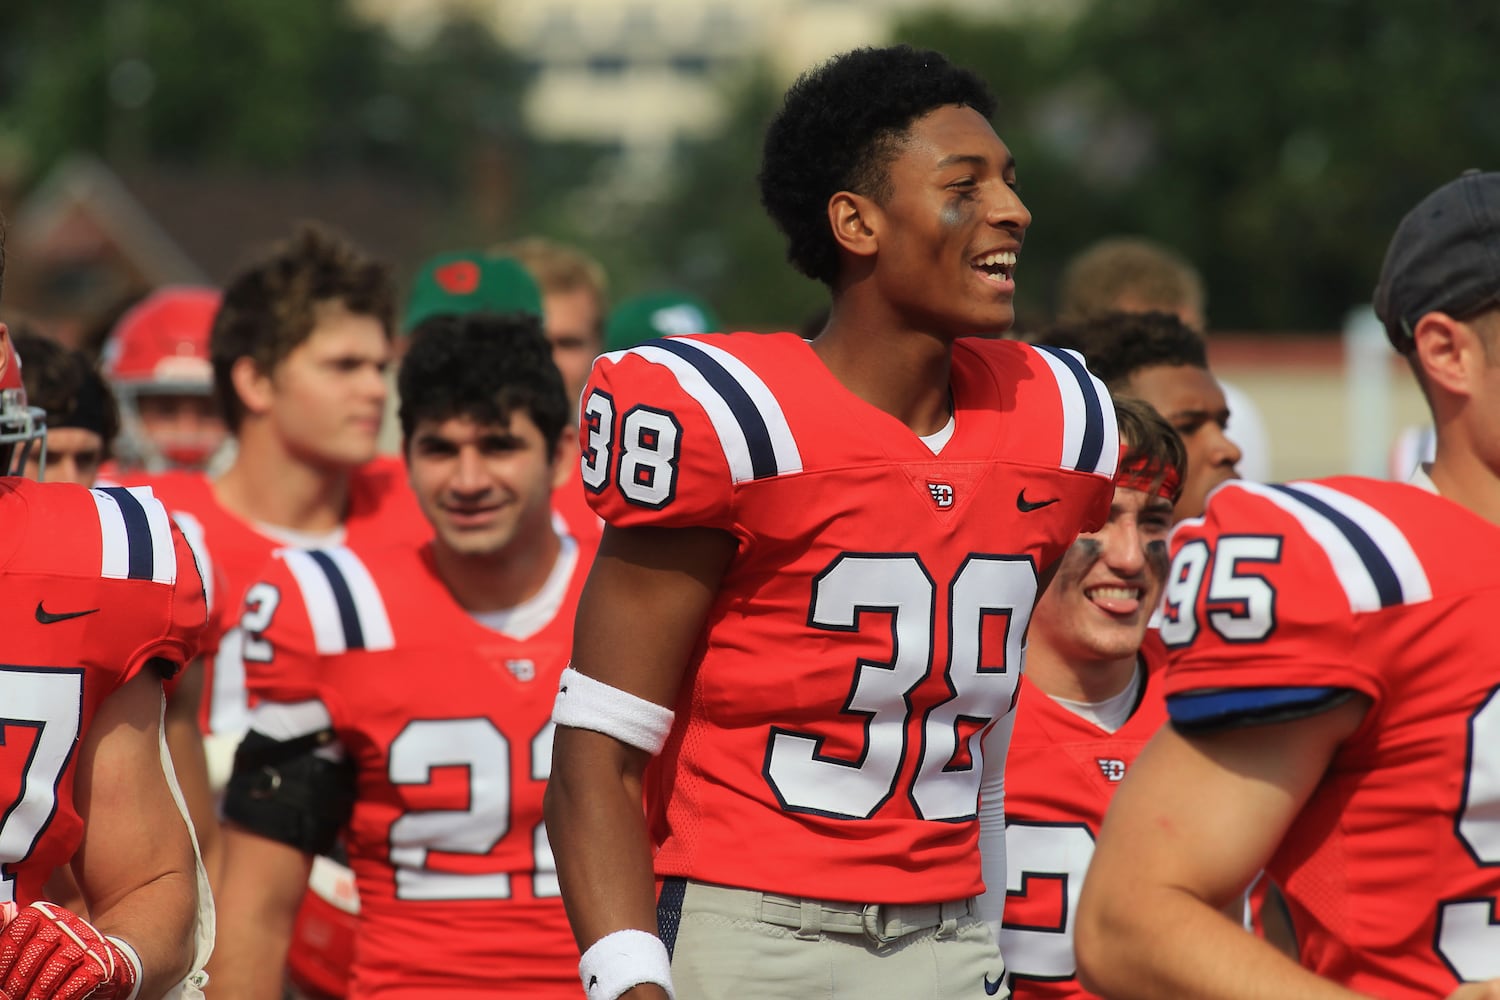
106, 936, 144, 1000
579, 929, 674, 1000
552, 667, 676, 755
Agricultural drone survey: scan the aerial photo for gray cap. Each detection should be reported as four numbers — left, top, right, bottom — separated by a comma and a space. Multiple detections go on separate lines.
1374, 170, 1500, 352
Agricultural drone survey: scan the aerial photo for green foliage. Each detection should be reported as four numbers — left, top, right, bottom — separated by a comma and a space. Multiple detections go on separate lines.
625, 1, 1500, 332
893, 0, 1500, 330
5, 1, 1498, 331
609, 67, 829, 333
0, 0, 525, 184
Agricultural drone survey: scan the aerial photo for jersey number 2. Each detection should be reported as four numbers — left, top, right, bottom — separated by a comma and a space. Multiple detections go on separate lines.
387, 717, 559, 902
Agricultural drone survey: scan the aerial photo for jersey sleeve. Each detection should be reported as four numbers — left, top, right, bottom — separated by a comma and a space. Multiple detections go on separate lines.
169, 510, 227, 663
577, 340, 742, 531
1159, 481, 1427, 725
96, 487, 211, 683
239, 545, 395, 718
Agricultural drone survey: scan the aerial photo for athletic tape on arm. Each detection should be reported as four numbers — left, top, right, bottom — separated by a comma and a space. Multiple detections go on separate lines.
551, 667, 675, 755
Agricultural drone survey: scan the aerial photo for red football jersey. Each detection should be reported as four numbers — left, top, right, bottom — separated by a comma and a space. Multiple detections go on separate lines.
1161, 477, 1500, 995
0, 479, 207, 905
552, 462, 602, 545
140, 457, 430, 736
580, 332, 1118, 903
241, 537, 590, 999
1000, 635, 1168, 998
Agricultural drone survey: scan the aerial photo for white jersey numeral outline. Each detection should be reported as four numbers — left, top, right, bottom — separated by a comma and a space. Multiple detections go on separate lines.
764, 554, 1035, 822
0, 667, 84, 904
388, 717, 559, 901
1436, 685, 1500, 980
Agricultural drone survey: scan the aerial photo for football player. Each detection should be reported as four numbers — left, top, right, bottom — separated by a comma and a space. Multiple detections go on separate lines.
100, 285, 228, 476
139, 224, 429, 998
9, 328, 224, 936
11, 330, 119, 486
0, 319, 211, 998
1075, 172, 1500, 999
1034, 310, 1241, 523
491, 237, 612, 545
545, 45, 1119, 1000
209, 313, 587, 997
988, 397, 1183, 999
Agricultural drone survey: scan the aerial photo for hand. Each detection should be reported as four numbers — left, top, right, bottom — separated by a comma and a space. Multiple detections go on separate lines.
1448, 981, 1500, 1000
0, 901, 140, 1000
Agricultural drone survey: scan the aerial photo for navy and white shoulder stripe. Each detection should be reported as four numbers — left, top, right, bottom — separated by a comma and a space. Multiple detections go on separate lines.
279, 547, 395, 655
90, 485, 178, 584
1237, 480, 1432, 612
1032, 345, 1119, 478
607, 337, 802, 484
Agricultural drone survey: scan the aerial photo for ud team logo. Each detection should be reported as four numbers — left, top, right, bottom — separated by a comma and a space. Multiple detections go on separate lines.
927, 482, 955, 509
505, 659, 536, 682
1097, 758, 1127, 782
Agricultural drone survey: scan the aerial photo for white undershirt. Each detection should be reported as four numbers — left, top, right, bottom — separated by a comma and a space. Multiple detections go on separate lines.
1049, 661, 1144, 734
253, 521, 346, 549
1409, 463, 1439, 494
468, 534, 578, 640
920, 414, 956, 454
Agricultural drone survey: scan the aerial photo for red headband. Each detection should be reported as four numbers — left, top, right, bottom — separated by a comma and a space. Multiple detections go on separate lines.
1115, 455, 1181, 501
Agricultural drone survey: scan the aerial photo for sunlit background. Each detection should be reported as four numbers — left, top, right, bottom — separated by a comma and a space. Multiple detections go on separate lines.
2, 0, 1497, 478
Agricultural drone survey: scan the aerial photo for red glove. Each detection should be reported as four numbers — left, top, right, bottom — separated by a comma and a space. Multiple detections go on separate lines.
0, 901, 140, 1000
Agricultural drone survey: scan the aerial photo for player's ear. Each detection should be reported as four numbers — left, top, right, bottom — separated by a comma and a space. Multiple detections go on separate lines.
229, 356, 275, 419
828, 191, 879, 260
1412, 311, 1473, 398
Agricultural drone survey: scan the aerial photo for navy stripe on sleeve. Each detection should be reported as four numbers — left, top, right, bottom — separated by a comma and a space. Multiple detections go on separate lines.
648, 339, 779, 480
100, 486, 155, 581
307, 549, 366, 651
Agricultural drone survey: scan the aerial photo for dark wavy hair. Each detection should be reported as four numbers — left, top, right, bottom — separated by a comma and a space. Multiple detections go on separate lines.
758, 45, 996, 287
1032, 310, 1209, 390
398, 311, 568, 451
212, 223, 395, 432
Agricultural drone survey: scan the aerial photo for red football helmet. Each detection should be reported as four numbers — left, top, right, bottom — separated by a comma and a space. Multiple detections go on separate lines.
102, 286, 225, 471
0, 328, 47, 477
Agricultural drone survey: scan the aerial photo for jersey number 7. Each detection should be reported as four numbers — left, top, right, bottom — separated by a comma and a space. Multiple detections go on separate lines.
0, 667, 84, 904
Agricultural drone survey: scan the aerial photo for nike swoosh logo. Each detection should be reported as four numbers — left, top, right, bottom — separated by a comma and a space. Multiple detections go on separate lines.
35, 602, 100, 625
1016, 489, 1060, 513
984, 973, 1005, 995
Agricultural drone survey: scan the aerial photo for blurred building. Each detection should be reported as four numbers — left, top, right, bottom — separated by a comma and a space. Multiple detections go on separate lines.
4, 156, 446, 353
357, 0, 1052, 171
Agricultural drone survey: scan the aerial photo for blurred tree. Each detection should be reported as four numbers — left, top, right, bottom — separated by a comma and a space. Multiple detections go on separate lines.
608, 66, 829, 332
614, 1, 1500, 332
901, 0, 1500, 331
0, 0, 530, 187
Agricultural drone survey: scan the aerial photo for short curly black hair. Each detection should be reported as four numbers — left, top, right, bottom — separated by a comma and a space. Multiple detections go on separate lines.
398, 311, 569, 451
758, 45, 996, 288
1032, 311, 1208, 390
12, 329, 120, 457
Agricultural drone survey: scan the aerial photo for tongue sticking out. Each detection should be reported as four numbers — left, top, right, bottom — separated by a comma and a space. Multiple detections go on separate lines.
1088, 586, 1141, 616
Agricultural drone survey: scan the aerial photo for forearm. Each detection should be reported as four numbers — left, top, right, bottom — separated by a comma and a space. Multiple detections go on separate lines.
206, 827, 309, 999
89, 870, 198, 997
72, 671, 202, 995
546, 730, 660, 946
546, 728, 670, 1000
1077, 884, 1370, 1000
